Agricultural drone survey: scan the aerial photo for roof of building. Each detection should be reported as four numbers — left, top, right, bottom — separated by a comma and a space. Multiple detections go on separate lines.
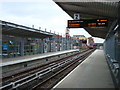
53, 0, 119, 39
1, 20, 54, 39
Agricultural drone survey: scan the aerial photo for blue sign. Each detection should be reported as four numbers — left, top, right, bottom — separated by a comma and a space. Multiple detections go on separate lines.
2, 43, 9, 50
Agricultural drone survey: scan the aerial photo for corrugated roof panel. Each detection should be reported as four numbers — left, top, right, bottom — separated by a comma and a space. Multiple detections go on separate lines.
54, 1, 119, 38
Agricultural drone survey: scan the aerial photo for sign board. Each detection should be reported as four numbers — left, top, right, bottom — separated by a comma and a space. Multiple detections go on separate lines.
74, 14, 80, 20
2, 43, 9, 50
67, 19, 108, 28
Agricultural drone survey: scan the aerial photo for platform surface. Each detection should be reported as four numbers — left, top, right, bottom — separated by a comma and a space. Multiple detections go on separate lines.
1, 49, 79, 67
53, 49, 115, 88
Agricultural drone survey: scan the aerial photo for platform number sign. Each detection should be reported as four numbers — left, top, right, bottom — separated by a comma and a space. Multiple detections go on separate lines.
74, 14, 80, 20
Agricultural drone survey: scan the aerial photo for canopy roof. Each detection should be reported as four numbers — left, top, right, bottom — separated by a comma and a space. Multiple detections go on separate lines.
1, 20, 54, 38
53, 0, 119, 38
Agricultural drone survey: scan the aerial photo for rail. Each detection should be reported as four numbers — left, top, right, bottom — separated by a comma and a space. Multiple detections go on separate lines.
0, 49, 95, 89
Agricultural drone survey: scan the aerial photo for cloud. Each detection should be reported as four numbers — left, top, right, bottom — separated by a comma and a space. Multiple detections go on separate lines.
1, 15, 43, 28
1, 2, 58, 17
0, 0, 52, 3
0, 0, 105, 43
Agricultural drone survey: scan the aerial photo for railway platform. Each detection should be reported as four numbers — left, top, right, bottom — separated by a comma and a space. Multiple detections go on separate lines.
53, 49, 115, 88
1, 49, 79, 77
1, 49, 79, 67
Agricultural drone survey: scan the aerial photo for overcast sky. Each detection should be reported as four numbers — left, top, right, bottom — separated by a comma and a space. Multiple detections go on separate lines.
0, 0, 105, 43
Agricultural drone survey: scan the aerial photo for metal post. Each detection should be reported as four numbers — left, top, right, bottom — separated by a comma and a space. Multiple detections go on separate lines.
39, 39, 42, 53
58, 33, 60, 51
39, 27, 41, 30
66, 38, 67, 50
20, 38, 24, 56
0, 20, 2, 84
40, 39, 44, 53
49, 37, 52, 52
118, 1, 120, 25
117, 1, 120, 87
38, 39, 41, 54
42, 39, 44, 53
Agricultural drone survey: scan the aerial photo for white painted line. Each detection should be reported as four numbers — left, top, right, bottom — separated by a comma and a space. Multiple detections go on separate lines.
52, 58, 86, 89
52, 51, 95, 89
1, 49, 79, 67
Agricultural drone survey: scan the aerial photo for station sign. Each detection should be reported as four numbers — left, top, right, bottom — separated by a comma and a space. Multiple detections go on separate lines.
67, 19, 108, 28
74, 13, 80, 20
2, 43, 9, 50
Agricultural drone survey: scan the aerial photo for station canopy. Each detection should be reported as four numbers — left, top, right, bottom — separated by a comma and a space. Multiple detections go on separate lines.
53, 0, 119, 39
1, 20, 54, 39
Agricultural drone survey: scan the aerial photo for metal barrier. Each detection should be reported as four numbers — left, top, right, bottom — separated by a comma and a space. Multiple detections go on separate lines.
104, 21, 120, 87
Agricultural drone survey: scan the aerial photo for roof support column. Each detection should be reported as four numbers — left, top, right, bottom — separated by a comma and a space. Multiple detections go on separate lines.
118, 1, 120, 25
49, 37, 52, 52
40, 39, 44, 53
117, 1, 120, 88
20, 38, 24, 56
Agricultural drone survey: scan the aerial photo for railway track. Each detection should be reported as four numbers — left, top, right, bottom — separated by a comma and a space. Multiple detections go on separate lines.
1, 50, 82, 85
2, 51, 80, 84
0, 49, 95, 90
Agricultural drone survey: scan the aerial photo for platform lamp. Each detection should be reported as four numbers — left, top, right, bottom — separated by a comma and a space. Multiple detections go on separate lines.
39, 27, 41, 30
45, 28, 46, 32
32, 25, 34, 28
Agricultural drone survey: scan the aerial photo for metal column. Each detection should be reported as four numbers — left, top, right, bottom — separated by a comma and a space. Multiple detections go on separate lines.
40, 39, 44, 53
49, 37, 52, 52
117, 1, 120, 87
118, 1, 120, 25
20, 38, 24, 56
0, 20, 2, 83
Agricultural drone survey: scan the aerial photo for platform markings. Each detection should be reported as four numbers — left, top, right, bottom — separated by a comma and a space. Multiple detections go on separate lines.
52, 57, 87, 89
